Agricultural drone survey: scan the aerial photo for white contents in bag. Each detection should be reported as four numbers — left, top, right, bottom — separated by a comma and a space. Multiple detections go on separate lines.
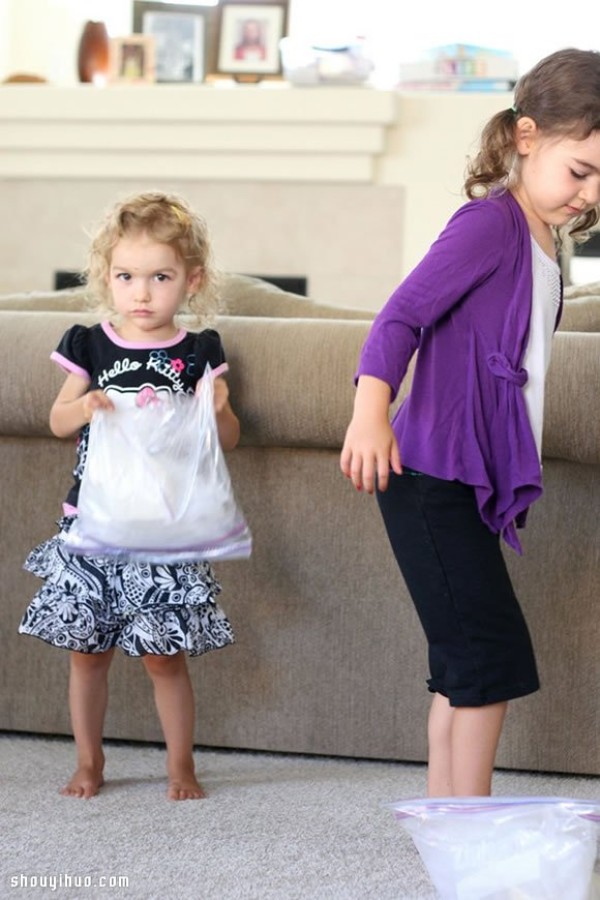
65, 366, 251, 562
388, 796, 600, 900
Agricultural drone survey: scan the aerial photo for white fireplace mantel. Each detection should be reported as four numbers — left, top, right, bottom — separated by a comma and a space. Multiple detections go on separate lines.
0, 84, 397, 182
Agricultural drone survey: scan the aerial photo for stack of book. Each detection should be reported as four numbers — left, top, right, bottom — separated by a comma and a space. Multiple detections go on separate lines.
398, 44, 518, 92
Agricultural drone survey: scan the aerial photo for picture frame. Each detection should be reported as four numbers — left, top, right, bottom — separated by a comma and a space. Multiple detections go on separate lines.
132, 2, 209, 83
215, 2, 288, 79
109, 35, 156, 84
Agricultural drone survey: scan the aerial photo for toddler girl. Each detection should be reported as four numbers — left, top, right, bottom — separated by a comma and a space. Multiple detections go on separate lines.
20, 191, 240, 800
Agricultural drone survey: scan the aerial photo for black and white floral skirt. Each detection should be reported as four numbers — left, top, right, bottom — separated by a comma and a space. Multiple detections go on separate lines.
19, 516, 235, 657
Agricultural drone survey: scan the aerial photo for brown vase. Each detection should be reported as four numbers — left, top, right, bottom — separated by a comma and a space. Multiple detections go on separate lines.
77, 20, 110, 84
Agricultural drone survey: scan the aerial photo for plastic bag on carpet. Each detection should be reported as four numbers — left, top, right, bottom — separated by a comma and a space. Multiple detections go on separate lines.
388, 795, 600, 900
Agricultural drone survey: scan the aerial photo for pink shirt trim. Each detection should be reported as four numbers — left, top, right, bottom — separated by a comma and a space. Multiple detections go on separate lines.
50, 323, 228, 384
50, 351, 90, 381
101, 321, 187, 349
210, 362, 229, 379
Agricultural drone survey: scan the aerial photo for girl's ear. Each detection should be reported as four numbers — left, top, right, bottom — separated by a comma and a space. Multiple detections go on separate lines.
515, 116, 538, 155
187, 266, 204, 293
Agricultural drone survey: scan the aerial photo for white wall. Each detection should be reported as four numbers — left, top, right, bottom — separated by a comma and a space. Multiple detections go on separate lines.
0, 179, 407, 309
1, 2, 595, 303
0, 84, 509, 296
288, 0, 600, 77
0, 0, 131, 83
381, 91, 510, 274
3, 0, 600, 85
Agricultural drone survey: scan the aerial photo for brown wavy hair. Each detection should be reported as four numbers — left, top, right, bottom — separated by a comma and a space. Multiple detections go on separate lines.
84, 191, 220, 323
464, 48, 600, 240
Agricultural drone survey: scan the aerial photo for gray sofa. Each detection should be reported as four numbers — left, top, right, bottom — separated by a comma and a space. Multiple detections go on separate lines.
1, 274, 599, 775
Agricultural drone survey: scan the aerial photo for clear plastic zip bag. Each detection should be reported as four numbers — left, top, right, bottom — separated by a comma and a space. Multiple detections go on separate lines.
388, 796, 600, 900
64, 365, 251, 563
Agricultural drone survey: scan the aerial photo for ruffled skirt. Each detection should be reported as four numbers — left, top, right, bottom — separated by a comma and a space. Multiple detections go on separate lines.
19, 517, 235, 657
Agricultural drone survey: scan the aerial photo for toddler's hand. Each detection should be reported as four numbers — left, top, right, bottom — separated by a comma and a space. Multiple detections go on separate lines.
82, 390, 114, 423
212, 377, 229, 414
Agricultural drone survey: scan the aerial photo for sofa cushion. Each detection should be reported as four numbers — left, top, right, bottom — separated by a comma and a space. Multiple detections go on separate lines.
0, 286, 93, 312
1, 311, 599, 467
0, 312, 382, 447
218, 274, 373, 319
559, 282, 600, 331
0, 273, 373, 320
564, 280, 600, 299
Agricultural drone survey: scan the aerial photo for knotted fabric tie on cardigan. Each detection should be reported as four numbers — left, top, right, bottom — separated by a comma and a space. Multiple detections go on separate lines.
487, 353, 528, 387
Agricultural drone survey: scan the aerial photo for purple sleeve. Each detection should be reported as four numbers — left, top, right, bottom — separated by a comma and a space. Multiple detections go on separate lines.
356, 199, 507, 400
50, 325, 92, 381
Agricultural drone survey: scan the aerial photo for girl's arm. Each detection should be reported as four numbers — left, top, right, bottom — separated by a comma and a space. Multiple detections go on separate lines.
357, 200, 507, 398
213, 377, 240, 452
49, 373, 114, 438
340, 375, 402, 494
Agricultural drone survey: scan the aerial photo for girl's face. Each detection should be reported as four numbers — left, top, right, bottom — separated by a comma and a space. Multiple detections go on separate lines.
513, 120, 600, 233
108, 231, 202, 341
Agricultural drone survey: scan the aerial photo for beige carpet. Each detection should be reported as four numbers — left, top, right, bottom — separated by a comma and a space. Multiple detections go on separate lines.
2, 733, 600, 899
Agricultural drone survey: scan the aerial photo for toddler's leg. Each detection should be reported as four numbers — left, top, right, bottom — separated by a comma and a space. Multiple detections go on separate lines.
427, 693, 507, 797
142, 652, 205, 800
61, 648, 115, 799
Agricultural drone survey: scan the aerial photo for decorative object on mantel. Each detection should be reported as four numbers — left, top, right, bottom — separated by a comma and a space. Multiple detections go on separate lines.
279, 37, 374, 87
2, 73, 48, 84
108, 35, 156, 84
212, 0, 289, 83
397, 43, 518, 92
77, 20, 110, 84
132, 2, 210, 83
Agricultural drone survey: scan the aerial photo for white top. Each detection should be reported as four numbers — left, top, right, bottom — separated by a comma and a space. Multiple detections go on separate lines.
522, 238, 561, 460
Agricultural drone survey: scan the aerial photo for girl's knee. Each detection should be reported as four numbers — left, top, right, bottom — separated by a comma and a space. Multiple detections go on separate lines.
428, 693, 453, 745
70, 649, 114, 673
142, 652, 187, 679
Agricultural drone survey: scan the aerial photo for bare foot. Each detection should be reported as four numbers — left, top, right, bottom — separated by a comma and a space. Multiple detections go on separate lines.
167, 766, 206, 801
60, 764, 104, 800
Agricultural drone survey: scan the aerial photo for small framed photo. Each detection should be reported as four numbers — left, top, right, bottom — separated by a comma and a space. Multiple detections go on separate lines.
109, 35, 156, 84
216, 2, 288, 78
133, 2, 209, 83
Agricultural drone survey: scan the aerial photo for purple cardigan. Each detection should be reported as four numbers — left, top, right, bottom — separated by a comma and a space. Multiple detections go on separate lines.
357, 191, 561, 553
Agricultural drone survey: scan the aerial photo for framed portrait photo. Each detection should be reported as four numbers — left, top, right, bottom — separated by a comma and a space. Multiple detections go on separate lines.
109, 35, 156, 84
133, 1, 209, 83
216, 1, 288, 78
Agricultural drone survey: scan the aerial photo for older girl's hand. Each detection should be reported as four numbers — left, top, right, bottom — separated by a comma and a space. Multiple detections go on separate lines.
339, 375, 402, 494
340, 417, 401, 494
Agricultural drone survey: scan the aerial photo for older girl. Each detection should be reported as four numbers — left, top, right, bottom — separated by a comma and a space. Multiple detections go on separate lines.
341, 48, 600, 796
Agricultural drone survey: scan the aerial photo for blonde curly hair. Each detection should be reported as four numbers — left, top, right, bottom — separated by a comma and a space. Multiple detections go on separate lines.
83, 191, 220, 323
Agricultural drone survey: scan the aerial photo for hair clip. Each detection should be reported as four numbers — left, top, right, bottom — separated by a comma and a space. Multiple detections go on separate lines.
170, 204, 189, 226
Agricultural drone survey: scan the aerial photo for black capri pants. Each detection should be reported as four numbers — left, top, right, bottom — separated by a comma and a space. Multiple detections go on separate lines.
377, 469, 540, 707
